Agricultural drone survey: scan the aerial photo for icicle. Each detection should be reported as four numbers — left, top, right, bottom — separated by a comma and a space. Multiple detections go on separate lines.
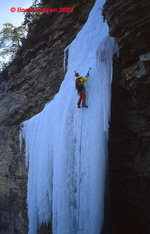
19, 129, 22, 152
64, 46, 69, 74
96, 36, 115, 135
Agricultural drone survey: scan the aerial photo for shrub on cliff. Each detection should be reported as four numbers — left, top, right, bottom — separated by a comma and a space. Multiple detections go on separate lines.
0, 23, 26, 70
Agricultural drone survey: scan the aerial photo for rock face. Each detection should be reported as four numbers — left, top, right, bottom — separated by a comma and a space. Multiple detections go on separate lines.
1, 0, 150, 233
103, 1, 150, 233
0, 1, 96, 233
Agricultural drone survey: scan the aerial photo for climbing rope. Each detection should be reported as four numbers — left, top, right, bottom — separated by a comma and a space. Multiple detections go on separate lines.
77, 68, 91, 231
77, 109, 84, 231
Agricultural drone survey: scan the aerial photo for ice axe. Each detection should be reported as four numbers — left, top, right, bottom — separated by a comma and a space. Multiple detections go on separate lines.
86, 67, 92, 77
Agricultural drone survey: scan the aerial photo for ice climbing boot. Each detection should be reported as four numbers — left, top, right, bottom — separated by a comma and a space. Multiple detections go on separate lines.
77, 104, 80, 108
82, 104, 88, 108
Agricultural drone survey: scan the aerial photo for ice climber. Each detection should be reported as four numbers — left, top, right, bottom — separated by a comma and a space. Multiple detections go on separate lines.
75, 72, 89, 108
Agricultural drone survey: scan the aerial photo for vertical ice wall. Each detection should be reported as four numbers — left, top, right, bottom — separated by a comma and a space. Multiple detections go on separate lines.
21, 0, 115, 233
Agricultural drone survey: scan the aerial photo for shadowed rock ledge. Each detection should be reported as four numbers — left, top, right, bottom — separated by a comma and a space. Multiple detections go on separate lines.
103, 0, 150, 233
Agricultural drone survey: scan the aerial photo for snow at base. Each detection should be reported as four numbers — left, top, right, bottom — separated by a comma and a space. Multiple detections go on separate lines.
20, 0, 115, 233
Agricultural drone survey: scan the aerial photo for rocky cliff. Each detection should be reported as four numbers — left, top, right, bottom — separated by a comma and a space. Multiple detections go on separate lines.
103, 0, 150, 233
0, 1, 96, 233
1, 0, 150, 233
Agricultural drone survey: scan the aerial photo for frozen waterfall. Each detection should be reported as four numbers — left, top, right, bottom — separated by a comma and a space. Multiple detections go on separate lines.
20, 0, 115, 233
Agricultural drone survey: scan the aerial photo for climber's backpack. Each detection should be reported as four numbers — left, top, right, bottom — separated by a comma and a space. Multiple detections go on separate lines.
75, 77, 84, 93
